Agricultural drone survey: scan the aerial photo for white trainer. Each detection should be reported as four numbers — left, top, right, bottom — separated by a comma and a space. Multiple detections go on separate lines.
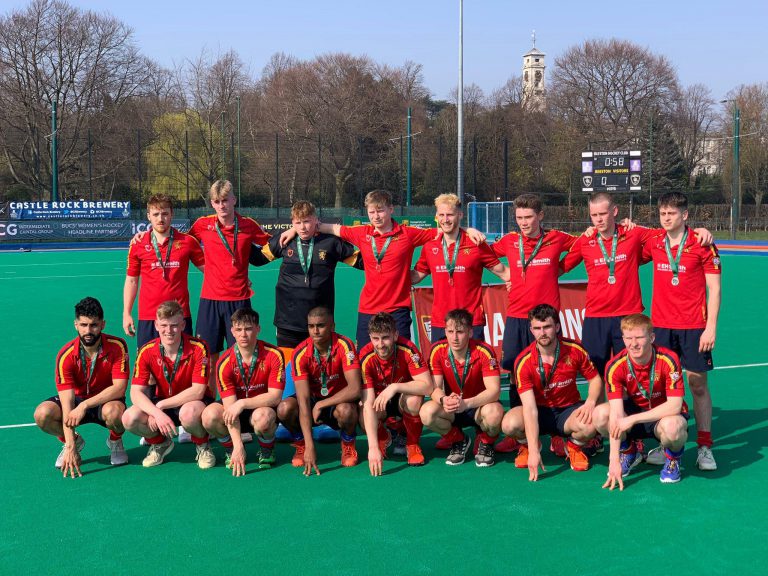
142, 438, 174, 467
106, 437, 129, 466
696, 445, 717, 471
177, 426, 192, 444
645, 446, 666, 466
55, 434, 85, 468
195, 442, 217, 469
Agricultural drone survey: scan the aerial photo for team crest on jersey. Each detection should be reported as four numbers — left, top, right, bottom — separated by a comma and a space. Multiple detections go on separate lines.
319, 250, 327, 260
489, 357, 498, 369
287, 249, 294, 257
564, 357, 573, 366
144, 244, 152, 252
412, 354, 421, 365
713, 257, 721, 266
463, 248, 471, 255
201, 357, 208, 366
432, 247, 439, 254
346, 351, 356, 363
174, 241, 183, 250
670, 371, 680, 382
156, 358, 163, 366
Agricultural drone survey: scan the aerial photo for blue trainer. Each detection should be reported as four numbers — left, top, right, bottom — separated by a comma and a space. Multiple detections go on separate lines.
660, 457, 682, 483
620, 449, 643, 477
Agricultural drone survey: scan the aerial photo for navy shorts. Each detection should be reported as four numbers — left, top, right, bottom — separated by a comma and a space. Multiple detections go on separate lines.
536, 401, 584, 437
653, 328, 713, 373
196, 297, 252, 353
430, 325, 485, 343
502, 317, 534, 407
137, 317, 193, 350
623, 398, 690, 441
291, 395, 351, 430
357, 307, 412, 349
158, 396, 215, 426
46, 395, 126, 428
582, 316, 625, 377
450, 407, 478, 429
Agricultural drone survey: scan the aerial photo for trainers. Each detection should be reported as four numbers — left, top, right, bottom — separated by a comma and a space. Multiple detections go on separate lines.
696, 445, 717, 471
142, 438, 174, 467
550, 435, 566, 458
583, 433, 604, 457
55, 434, 85, 468
565, 440, 590, 472
195, 442, 216, 469
224, 450, 233, 469
406, 444, 425, 466
495, 436, 520, 453
514, 444, 529, 468
645, 446, 666, 466
291, 440, 305, 467
619, 447, 643, 477
178, 426, 191, 444
258, 446, 276, 469
106, 437, 128, 466
341, 439, 358, 467
445, 435, 471, 466
660, 457, 682, 483
475, 441, 496, 467
392, 432, 407, 456
377, 427, 392, 458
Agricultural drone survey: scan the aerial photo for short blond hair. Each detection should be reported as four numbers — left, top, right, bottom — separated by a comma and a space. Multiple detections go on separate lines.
621, 313, 653, 335
291, 200, 316, 220
364, 189, 393, 208
434, 193, 462, 210
209, 180, 233, 201
156, 300, 184, 320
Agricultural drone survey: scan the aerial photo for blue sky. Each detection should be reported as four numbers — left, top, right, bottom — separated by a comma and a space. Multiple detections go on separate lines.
16, 0, 767, 102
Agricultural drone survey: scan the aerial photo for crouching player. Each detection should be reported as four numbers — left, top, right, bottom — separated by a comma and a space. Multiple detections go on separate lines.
202, 309, 285, 475
359, 312, 434, 475
595, 314, 688, 489
277, 307, 362, 475
122, 301, 215, 468
34, 297, 130, 477
420, 309, 504, 467
501, 304, 603, 480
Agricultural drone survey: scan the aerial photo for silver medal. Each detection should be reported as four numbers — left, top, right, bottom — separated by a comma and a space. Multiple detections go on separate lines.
607, 275, 616, 285
671, 277, 680, 286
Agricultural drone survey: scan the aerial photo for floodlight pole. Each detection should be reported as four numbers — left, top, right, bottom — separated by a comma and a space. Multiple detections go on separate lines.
406, 107, 412, 206
731, 105, 740, 240
51, 101, 58, 202
457, 0, 464, 205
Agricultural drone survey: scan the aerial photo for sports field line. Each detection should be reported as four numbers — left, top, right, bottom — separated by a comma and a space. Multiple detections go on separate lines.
3, 361, 766, 432
0, 260, 126, 267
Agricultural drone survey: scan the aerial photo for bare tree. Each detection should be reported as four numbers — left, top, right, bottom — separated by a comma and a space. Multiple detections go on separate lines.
671, 84, 716, 186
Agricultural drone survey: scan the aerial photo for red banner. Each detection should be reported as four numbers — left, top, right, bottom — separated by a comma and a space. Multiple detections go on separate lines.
412, 281, 587, 365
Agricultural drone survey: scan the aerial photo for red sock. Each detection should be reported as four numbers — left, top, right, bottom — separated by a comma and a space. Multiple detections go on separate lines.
147, 434, 166, 445
257, 434, 276, 449
478, 431, 498, 445
442, 426, 464, 444
108, 430, 123, 441
377, 424, 390, 442
220, 439, 233, 449
402, 412, 423, 445
191, 434, 209, 445
697, 431, 713, 448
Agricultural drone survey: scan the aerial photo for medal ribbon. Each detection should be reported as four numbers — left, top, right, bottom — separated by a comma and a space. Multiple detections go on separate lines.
314, 345, 332, 396
664, 227, 689, 284
442, 230, 462, 281
79, 341, 102, 396
235, 346, 258, 397
297, 237, 315, 283
537, 340, 560, 393
448, 348, 472, 393
626, 352, 656, 403
159, 340, 183, 396
215, 217, 239, 265
371, 235, 393, 267
518, 232, 546, 277
597, 226, 618, 281
151, 228, 174, 281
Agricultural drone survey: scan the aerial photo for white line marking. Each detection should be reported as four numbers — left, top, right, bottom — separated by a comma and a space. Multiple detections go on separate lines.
714, 362, 768, 370
0, 260, 125, 267
0, 273, 124, 280
0, 423, 36, 429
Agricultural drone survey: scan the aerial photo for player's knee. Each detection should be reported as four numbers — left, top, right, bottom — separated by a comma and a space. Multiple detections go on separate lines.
179, 403, 202, 428
334, 402, 357, 425
252, 408, 276, 432
121, 407, 143, 431
592, 404, 610, 433
419, 401, 439, 426
201, 404, 222, 431
659, 416, 687, 443
687, 372, 707, 394
276, 398, 296, 422
481, 402, 504, 427
501, 408, 523, 436
402, 394, 422, 415
101, 402, 125, 426
33, 403, 56, 427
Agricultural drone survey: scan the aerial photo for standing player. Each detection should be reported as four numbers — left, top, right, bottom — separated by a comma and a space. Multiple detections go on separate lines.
595, 314, 688, 488
359, 312, 434, 475
420, 309, 504, 467
277, 307, 362, 475
249, 200, 361, 347
642, 192, 721, 471
501, 305, 603, 479
123, 193, 205, 349
122, 301, 216, 468
280, 190, 484, 347
411, 193, 508, 342
34, 297, 129, 477
202, 309, 285, 475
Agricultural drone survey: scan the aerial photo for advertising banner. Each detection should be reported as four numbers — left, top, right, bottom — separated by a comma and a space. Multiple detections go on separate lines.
412, 281, 588, 369
0, 219, 190, 241
9, 201, 131, 220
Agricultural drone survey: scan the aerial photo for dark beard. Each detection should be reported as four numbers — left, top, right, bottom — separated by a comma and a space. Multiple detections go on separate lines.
80, 333, 101, 347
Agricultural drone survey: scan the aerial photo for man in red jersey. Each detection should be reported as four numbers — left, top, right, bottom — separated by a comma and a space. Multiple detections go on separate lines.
34, 297, 130, 477
277, 307, 362, 475
202, 308, 285, 476
501, 304, 603, 479
123, 194, 205, 349
359, 312, 434, 475
641, 192, 721, 471
420, 309, 504, 467
122, 301, 215, 469
411, 193, 508, 342
280, 190, 484, 347
594, 314, 688, 489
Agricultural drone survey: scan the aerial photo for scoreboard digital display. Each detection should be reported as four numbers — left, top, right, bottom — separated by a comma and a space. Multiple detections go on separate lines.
581, 150, 642, 193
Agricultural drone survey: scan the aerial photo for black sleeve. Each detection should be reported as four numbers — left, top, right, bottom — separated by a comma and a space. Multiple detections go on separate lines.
337, 237, 364, 270
249, 235, 281, 267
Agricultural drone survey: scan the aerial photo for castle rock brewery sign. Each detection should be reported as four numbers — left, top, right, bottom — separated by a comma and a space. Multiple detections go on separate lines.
581, 151, 642, 193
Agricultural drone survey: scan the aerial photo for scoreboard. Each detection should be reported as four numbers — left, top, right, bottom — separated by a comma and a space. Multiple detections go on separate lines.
581, 150, 642, 193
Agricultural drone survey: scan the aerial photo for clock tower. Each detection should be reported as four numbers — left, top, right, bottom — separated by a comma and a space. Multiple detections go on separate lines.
522, 30, 546, 111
